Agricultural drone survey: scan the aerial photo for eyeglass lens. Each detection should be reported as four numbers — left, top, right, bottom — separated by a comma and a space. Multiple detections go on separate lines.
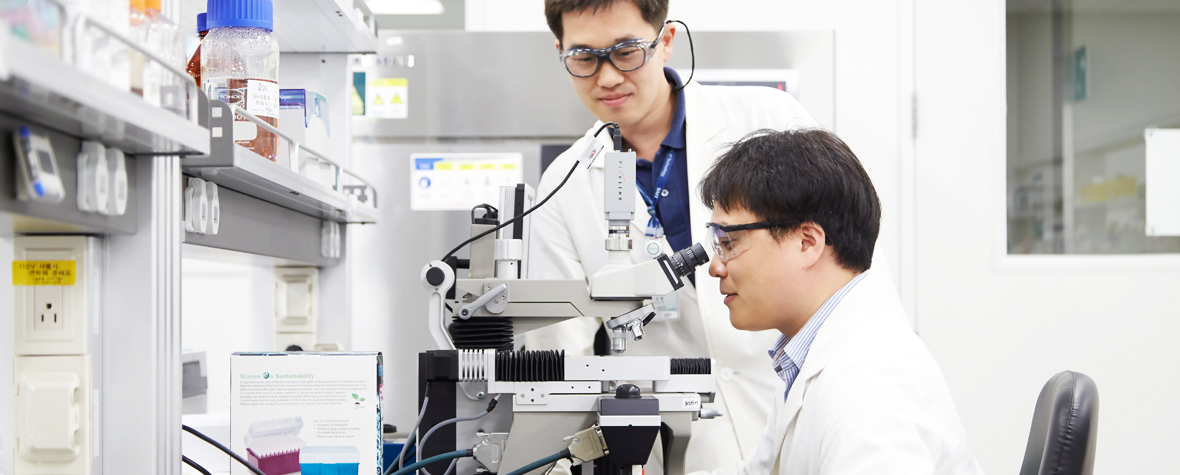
709, 227, 750, 263
564, 44, 650, 77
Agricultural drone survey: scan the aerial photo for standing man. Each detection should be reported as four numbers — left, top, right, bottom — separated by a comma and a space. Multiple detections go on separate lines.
524, 0, 817, 471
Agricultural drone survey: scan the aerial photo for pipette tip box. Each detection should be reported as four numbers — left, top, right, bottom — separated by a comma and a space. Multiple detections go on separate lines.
230, 352, 383, 475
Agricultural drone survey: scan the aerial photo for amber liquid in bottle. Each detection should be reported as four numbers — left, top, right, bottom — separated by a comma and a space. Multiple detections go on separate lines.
186, 31, 206, 86
220, 78, 279, 162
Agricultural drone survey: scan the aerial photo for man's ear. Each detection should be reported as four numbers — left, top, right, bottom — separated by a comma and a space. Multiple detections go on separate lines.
555, 39, 562, 52
660, 24, 675, 61
797, 222, 826, 267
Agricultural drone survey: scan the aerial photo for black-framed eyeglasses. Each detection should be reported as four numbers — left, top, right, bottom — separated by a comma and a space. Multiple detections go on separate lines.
559, 22, 668, 78
706, 221, 790, 263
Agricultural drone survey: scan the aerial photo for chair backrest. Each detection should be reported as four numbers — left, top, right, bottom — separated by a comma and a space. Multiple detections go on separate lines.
1019, 371, 1099, 475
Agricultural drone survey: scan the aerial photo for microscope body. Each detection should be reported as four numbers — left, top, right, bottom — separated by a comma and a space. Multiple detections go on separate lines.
415, 148, 717, 475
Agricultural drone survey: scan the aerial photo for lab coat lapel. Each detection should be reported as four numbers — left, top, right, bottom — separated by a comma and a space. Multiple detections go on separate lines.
682, 82, 729, 349
772, 271, 891, 461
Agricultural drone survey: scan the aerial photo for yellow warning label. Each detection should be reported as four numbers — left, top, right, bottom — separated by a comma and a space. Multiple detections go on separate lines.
13, 261, 76, 286
391, 94, 403, 104
373, 95, 385, 105
371, 78, 408, 87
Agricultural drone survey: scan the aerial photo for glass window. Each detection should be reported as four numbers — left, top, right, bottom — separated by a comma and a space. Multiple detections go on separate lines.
1006, 0, 1180, 254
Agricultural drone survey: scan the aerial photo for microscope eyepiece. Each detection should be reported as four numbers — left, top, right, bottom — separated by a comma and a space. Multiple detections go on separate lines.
669, 243, 710, 277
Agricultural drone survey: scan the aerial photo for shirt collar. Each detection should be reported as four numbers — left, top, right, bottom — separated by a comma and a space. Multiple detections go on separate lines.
767, 271, 870, 375
661, 67, 687, 150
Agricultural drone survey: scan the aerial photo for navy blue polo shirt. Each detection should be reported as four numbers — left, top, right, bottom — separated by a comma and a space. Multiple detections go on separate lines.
635, 68, 692, 285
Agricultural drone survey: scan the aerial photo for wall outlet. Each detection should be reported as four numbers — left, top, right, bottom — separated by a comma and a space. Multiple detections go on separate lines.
14, 237, 96, 356
13, 355, 91, 475
32, 286, 64, 332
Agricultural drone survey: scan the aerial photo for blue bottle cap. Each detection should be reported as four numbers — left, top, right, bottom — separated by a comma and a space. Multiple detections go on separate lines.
206, 0, 273, 31
197, 12, 207, 34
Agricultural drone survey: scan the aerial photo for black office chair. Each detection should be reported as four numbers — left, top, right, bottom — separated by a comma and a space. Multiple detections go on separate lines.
1018, 371, 1099, 475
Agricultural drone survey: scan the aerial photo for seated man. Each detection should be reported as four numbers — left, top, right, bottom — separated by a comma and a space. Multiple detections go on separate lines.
697, 129, 984, 475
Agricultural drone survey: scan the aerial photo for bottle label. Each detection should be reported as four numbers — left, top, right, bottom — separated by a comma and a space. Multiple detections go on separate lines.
247, 79, 280, 119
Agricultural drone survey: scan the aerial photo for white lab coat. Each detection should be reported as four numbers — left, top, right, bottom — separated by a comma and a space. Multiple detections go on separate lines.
730, 270, 984, 475
523, 82, 818, 472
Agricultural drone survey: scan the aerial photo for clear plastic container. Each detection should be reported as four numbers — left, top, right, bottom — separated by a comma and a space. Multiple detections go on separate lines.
0, 0, 64, 55
128, 0, 148, 97
202, 0, 280, 162
63, 0, 129, 92
142, 0, 185, 116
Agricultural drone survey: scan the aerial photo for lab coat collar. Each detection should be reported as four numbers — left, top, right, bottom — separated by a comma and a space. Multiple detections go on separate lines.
773, 269, 891, 436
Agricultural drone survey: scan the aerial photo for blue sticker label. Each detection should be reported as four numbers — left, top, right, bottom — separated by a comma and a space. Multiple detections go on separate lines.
415, 158, 444, 170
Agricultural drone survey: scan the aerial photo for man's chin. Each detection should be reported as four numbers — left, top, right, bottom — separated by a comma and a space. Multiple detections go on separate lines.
727, 313, 755, 331
593, 108, 632, 128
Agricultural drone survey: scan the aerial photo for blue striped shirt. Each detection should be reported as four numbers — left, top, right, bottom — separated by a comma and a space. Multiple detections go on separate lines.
768, 272, 869, 400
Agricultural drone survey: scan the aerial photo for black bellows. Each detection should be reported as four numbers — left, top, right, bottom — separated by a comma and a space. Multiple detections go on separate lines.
670, 358, 711, 375
449, 317, 514, 351
495, 350, 565, 381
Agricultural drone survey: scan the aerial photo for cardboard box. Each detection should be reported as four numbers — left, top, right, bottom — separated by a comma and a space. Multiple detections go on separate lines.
231, 352, 383, 475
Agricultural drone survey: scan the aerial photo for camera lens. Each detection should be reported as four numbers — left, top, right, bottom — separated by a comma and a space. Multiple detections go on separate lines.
669, 243, 710, 277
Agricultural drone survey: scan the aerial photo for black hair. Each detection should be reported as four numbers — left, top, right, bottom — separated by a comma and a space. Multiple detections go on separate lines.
544, 0, 668, 46
699, 129, 881, 272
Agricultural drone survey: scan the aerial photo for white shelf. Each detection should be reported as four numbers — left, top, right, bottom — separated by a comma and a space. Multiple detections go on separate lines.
184, 143, 377, 224
0, 29, 210, 156
182, 100, 377, 224
274, 0, 377, 54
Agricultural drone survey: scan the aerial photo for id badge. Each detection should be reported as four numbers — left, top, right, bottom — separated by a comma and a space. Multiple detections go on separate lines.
653, 291, 680, 321
644, 239, 663, 259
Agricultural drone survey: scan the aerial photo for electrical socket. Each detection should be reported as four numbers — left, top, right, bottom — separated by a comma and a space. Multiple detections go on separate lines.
32, 286, 64, 332
14, 236, 96, 356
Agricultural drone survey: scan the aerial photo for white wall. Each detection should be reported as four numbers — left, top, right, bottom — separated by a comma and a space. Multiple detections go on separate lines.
915, 1, 1180, 473
180, 256, 276, 415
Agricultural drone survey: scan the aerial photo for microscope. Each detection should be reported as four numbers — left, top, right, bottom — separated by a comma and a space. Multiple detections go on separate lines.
413, 126, 716, 475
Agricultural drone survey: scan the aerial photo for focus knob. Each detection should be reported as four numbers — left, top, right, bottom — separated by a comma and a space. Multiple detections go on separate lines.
615, 383, 641, 399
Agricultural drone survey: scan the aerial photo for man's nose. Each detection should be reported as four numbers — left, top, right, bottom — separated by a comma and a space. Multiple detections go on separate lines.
597, 60, 625, 88
709, 257, 727, 279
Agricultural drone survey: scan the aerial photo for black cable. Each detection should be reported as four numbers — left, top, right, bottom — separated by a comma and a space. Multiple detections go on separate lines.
417, 396, 500, 470
182, 455, 213, 475
440, 123, 618, 262
387, 381, 433, 474
182, 425, 266, 475
668, 20, 694, 91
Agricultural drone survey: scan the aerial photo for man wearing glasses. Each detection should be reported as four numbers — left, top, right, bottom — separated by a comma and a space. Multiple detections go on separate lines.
698, 129, 981, 475
525, 0, 816, 472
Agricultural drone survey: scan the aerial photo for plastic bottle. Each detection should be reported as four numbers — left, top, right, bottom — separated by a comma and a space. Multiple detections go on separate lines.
128, 0, 148, 97
202, 0, 280, 162
143, 0, 185, 115
186, 13, 208, 87
63, 0, 129, 91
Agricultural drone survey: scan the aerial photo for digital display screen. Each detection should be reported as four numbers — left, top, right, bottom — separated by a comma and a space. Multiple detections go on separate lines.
36, 150, 55, 173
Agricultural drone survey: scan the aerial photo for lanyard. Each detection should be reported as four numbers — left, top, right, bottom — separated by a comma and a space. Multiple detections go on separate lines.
636, 149, 676, 238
